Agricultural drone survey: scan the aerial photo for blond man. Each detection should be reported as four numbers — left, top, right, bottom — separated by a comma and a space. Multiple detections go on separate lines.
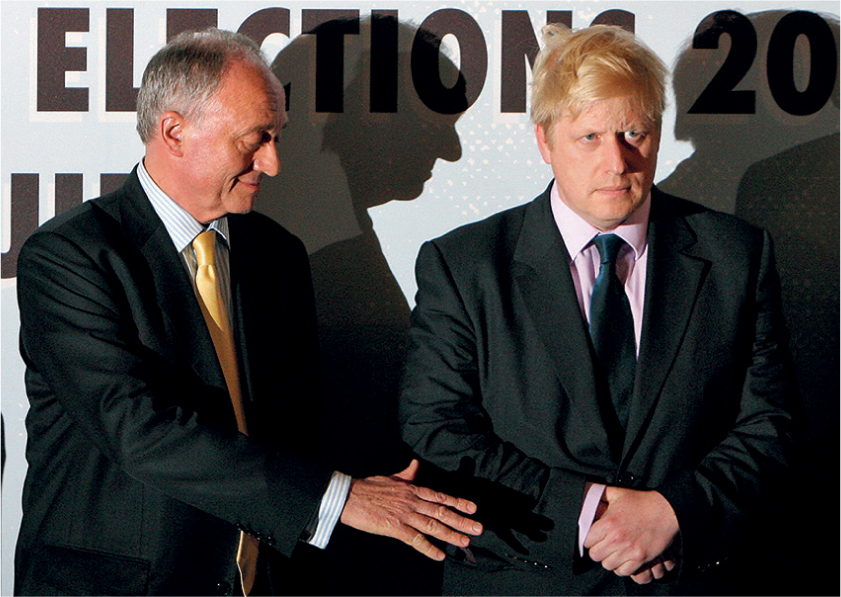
400, 25, 795, 595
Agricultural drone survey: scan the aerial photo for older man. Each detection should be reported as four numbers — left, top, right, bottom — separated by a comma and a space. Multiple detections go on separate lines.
15, 29, 480, 596
399, 24, 796, 595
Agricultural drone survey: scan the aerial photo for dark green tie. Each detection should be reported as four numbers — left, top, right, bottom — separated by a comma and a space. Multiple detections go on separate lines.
589, 234, 636, 428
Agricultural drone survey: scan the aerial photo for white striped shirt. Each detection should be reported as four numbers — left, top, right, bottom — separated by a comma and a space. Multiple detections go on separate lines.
137, 160, 350, 549
137, 161, 232, 311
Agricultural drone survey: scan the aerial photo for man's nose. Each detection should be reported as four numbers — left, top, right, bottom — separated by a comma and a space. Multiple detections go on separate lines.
603, 136, 629, 175
255, 142, 280, 177
436, 124, 462, 163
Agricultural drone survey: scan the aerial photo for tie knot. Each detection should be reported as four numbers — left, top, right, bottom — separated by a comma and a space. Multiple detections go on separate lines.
193, 230, 216, 268
593, 234, 625, 265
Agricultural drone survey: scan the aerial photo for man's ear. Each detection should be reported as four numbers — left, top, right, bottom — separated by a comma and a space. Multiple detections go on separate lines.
160, 111, 185, 157
534, 123, 553, 164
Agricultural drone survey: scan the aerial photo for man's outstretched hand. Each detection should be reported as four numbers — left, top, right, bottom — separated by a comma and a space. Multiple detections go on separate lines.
340, 459, 484, 561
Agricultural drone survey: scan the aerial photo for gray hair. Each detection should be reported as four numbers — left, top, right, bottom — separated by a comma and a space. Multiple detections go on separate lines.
136, 28, 269, 144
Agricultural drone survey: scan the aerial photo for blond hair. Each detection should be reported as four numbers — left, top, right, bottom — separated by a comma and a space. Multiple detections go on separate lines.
531, 24, 667, 132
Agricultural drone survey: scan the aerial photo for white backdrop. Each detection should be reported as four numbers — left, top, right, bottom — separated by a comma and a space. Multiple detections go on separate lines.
2, 2, 838, 593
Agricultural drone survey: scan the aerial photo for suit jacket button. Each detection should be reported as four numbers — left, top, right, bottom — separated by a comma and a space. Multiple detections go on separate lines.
619, 472, 636, 486
216, 582, 232, 595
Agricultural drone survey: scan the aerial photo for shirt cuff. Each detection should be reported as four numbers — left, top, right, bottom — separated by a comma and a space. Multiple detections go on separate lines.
306, 471, 352, 549
578, 482, 606, 556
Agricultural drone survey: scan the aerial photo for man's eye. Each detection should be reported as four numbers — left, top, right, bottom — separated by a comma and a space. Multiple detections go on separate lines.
583, 133, 597, 142
625, 130, 644, 141
246, 132, 272, 148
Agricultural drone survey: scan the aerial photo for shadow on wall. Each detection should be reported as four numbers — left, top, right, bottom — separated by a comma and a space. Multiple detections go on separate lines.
660, 9, 839, 596
258, 16, 464, 595
659, 9, 839, 214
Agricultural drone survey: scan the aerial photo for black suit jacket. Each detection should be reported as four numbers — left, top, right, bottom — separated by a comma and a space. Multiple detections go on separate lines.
399, 184, 797, 595
15, 169, 332, 595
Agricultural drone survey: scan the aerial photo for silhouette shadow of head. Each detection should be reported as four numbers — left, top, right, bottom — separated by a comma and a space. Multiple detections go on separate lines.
260, 15, 463, 254
658, 9, 839, 214
255, 17, 470, 595
259, 14, 469, 471
660, 8, 839, 430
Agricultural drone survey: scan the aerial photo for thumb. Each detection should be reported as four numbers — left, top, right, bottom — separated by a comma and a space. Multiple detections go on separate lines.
392, 458, 420, 482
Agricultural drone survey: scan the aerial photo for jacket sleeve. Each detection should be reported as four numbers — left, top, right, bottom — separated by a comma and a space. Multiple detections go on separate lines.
17, 223, 332, 558
399, 240, 587, 569
656, 228, 798, 575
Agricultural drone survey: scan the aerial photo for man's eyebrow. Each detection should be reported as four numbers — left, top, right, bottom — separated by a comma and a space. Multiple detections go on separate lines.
244, 122, 277, 135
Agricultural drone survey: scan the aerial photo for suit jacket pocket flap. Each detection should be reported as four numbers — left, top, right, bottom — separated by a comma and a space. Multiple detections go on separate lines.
22, 544, 150, 596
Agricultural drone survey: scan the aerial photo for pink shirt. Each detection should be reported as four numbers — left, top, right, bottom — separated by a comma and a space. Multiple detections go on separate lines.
549, 182, 650, 351
548, 181, 652, 555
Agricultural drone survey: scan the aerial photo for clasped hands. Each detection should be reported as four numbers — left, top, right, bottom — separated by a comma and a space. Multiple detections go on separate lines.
340, 459, 483, 561
584, 486, 680, 585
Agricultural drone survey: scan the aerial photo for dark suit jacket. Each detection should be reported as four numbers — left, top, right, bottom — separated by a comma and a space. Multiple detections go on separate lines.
15, 169, 332, 596
399, 184, 797, 595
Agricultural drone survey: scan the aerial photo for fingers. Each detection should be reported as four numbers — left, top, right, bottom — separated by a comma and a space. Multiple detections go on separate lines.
590, 538, 676, 579
411, 498, 483, 537
361, 517, 456, 562
392, 458, 420, 483
388, 521, 450, 561
392, 460, 477, 515
584, 487, 679, 579
413, 483, 478, 516
399, 505, 477, 553
594, 548, 678, 584
597, 548, 647, 577
630, 566, 658, 585
340, 467, 483, 562
630, 557, 676, 584
371, 497, 480, 561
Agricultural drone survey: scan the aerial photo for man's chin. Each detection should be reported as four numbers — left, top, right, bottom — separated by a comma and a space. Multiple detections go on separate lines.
589, 207, 640, 231
224, 196, 257, 215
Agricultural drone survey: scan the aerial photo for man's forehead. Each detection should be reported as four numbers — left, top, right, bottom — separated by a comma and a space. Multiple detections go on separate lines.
240, 72, 286, 130
267, 79, 288, 125
275, 109, 289, 130
567, 98, 654, 130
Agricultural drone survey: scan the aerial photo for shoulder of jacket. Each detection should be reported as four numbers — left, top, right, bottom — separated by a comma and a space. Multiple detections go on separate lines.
653, 187, 763, 240
430, 199, 531, 251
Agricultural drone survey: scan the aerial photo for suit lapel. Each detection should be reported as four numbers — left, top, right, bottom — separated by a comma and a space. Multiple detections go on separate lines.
622, 188, 710, 459
512, 188, 621, 453
226, 216, 255, 407
117, 171, 227, 391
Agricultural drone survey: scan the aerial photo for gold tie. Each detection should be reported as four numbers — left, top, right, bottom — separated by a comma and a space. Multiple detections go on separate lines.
192, 230, 260, 595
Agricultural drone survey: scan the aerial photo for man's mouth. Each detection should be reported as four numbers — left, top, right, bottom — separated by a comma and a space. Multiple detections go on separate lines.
596, 185, 631, 195
236, 177, 261, 191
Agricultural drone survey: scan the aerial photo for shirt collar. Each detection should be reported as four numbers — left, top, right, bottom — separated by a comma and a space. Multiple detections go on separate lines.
550, 180, 650, 262
137, 160, 230, 253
